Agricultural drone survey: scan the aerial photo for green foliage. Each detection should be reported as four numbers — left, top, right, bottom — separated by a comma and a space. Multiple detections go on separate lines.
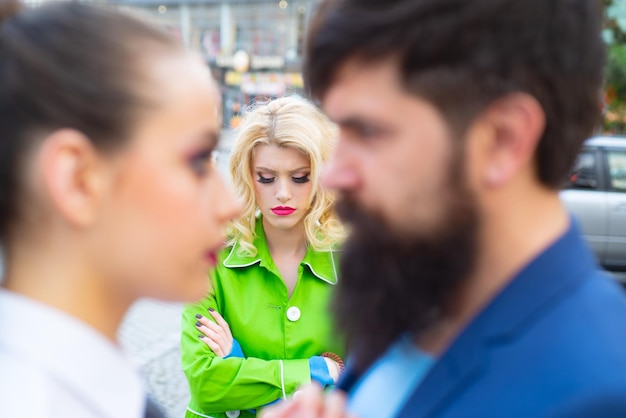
606, 44, 626, 102
602, 0, 626, 131
604, 44, 626, 132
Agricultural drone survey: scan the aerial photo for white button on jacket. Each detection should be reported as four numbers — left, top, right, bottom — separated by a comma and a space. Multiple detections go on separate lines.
286, 306, 301, 322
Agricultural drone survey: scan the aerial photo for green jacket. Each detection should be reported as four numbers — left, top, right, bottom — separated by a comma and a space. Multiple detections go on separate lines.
181, 222, 344, 418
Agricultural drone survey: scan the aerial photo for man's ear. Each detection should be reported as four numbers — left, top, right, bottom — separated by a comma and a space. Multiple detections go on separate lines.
36, 129, 108, 227
477, 92, 545, 188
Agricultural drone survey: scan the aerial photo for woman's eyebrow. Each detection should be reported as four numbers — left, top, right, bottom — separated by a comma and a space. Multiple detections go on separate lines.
255, 166, 310, 174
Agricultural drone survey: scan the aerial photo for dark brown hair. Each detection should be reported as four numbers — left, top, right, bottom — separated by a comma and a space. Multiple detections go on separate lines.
305, 0, 605, 189
0, 0, 179, 241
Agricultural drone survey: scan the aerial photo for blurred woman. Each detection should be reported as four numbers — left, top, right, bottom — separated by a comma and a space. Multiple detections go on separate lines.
0, 2, 239, 417
181, 96, 346, 418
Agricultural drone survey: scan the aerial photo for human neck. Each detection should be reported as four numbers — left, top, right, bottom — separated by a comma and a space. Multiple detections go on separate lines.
263, 219, 308, 258
419, 183, 569, 354
2, 233, 133, 343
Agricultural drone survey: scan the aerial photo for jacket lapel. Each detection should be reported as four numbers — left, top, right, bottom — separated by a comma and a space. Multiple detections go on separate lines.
397, 220, 597, 417
396, 309, 485, 417
302, 247, 341, 285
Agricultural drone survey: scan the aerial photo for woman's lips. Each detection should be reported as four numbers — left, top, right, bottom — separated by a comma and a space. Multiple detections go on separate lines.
271, 206, 296, 216
205, 251, 218, 265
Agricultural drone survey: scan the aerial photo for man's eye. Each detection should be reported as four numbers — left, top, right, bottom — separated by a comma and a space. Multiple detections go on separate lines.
189, 149, 216, 176
257, 175, 275, 184
292, 175, 310, 184
359, 126, 379, 139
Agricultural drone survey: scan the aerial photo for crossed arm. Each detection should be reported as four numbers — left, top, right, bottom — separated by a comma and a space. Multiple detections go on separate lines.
195, 309, 341, 382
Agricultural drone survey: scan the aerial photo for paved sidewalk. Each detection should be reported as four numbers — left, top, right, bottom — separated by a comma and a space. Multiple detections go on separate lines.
119, 299, 190, 418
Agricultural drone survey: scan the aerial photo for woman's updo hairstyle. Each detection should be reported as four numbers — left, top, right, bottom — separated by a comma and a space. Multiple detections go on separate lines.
0, 0, 179, 242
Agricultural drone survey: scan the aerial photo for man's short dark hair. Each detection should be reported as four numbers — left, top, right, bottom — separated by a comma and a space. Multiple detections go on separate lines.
305, 0, 605, 188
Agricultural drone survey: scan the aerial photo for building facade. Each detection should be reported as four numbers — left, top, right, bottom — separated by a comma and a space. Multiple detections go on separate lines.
116, 0, 322, 127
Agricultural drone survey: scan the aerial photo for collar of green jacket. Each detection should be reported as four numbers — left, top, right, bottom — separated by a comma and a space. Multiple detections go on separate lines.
223, 220, 339, 285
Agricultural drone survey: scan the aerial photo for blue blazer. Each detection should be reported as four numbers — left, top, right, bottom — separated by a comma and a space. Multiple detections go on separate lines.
339, 222, 626, 417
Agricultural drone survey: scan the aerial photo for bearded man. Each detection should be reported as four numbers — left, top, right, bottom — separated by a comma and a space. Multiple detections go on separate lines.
262, 0, 626, 417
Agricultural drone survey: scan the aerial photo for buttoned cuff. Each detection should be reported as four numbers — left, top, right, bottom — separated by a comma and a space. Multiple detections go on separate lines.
224, 338, 244, 359
280, 359, 311, 396
309, 356, 333, 387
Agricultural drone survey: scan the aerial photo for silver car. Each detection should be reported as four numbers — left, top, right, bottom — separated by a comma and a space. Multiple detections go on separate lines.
561, 136, 626, 271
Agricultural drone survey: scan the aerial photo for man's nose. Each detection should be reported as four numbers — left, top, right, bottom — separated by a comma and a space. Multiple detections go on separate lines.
321, 143, 360, 191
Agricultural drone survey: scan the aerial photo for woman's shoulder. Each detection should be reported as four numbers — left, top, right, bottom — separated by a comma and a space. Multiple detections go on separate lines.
302, 246, 341, 285
217, 236, 265, 268
210, 243, 264, 283
0, 354, 54, 416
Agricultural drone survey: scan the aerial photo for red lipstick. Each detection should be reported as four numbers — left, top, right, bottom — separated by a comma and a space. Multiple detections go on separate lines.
271, 206, 296, 216
205, 251, 218, 265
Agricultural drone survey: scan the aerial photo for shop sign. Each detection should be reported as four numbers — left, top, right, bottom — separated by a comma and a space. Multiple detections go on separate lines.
216, 54, 285, 70
250, 56, 285, 69
224, 71, 304, 95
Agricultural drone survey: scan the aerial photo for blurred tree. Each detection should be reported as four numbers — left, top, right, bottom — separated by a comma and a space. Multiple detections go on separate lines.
604, 0, 626, 43
602, 0, 626, 132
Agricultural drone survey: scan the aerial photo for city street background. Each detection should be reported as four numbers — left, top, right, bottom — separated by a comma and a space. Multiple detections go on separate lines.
119, 299, 189, 418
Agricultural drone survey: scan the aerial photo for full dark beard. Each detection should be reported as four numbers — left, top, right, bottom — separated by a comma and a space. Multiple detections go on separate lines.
332, 181, 479, 373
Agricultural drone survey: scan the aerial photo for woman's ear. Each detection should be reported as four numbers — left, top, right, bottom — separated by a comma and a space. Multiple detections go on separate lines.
476, 92, 546, 188
37, 129, 108, 227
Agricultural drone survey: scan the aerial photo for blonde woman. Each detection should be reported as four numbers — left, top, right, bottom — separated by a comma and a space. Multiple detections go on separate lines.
181, 96, 346, 418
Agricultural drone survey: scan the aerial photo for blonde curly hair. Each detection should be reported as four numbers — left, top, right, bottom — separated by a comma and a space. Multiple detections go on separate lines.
227, 95, 345, 256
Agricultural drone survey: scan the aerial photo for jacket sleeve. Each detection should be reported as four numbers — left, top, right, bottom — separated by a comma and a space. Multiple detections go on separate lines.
180, 283, 311, 413
549, 390, 626, 418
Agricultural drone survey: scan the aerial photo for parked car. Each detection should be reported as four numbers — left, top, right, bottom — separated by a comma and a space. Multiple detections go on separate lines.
561, 136, 626, 271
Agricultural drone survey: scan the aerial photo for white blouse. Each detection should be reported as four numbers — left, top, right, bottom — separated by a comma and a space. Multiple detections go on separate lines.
0, 289, 146, 418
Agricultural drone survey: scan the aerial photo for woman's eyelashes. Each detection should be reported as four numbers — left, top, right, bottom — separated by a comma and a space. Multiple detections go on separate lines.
257, 174, 274, 184
256, 173, 310, 184
189, 148, 216, 176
